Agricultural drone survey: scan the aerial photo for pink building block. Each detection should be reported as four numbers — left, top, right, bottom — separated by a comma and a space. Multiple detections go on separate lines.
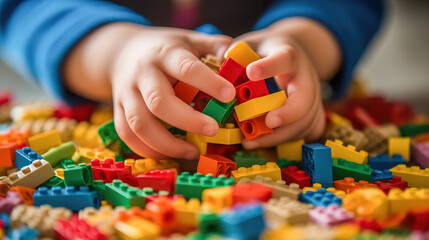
413, 142, 429, 168
309, 205, 354, 227
0, 191, 23, 214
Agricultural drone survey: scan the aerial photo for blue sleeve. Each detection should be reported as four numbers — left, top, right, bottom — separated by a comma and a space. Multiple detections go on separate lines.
0, 0, 150, 104
254, 0, 385, 98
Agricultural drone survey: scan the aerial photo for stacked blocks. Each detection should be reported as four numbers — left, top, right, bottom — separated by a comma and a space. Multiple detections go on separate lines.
231, 162, 281, 183
90, 158, 131, 183
299, 188, 342, 207
225, 41, 261, 67
332, 158, 372, 182
197, 154, 236, 177
220, 204, 265, 240
237, 176, 300, 199
368, 153, 407, 170
389, 164, 429, 188
281, 166, 311, 188
218, 57, 248, 86
202, 98, 237, 126
234, 90, 287, 122
175, 172, 234, 200
234, 113, 273, 141
302, 143, 333, 188
325, 139, 368, 164
204, 123, 243, 145
14, 147, 42, 169
235, 80, 269, 104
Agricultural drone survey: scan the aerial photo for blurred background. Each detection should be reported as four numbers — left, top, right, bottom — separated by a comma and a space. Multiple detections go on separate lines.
1, 0, 428, 114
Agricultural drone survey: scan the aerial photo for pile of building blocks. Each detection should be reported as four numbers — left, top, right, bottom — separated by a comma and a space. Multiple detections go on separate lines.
1, 41, 429, 240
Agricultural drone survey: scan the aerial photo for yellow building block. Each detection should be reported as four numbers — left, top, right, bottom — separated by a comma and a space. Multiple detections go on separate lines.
202, 187, 232, 213
231, 162, 281, 183
261, 225, 303, 240
276, 139, 305, 161
334, 224, 360, 240
90, 108, 113, 125
343, 188, 388, 220
204, 123, 243, 145
387, 188, 429, 214
73, 147, 116, 163
302, 183, 346, 198
124, 158, 179, 174
186, 132, 207, 155
114, 215, 161, 240
388, 137, 411, 162
28, 129, 62, 154
172, 198, 201, 230
389, 164, 429, 188
328, 112, 352, 129
72, 121, 102, 148
325, 139, 368, 164
234, 91, 287, 122
55, 168, 64, 179
225, 41, 260, 68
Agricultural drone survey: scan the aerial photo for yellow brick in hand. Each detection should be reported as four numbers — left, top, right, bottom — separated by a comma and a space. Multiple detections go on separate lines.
231, 162, 281, 183
225, 41, 260, 68
277, 139, 305, 161
186, 132, 207, 155
389, 164, 429, 188
204, 123, 243, 145
325, 139, 368, 164
234, 91, 287, 122
388, 137, 411, 162
28, 129, 62, 154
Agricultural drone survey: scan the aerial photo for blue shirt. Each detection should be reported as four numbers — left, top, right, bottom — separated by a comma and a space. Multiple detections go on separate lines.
0, 0, 384, 104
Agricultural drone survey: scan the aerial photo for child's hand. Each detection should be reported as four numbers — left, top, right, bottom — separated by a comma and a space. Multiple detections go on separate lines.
108, 25, 235, 159
230, 18, 341, 149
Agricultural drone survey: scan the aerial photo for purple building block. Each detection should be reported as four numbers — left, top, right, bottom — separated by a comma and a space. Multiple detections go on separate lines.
0, 191, 23, 214
413, 142, 429, 168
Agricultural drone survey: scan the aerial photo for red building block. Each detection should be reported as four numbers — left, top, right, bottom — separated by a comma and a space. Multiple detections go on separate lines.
53, 103, 96, 122
55, 215, 106, 240
365, 96, 388, 124
206, 143, 240, 159
235, 80, 269, 104
123, 169, 176, 192
193, 92, 213, 112
281, 166, 311, 189
90, 158, 132, 183
0, 91, 12, 106
146, 194, 184, 204
232, 183, 273, 204
387, 102, 414, 126
218, 58, 248, 86
173, 81, 200, 104
345, 105, 378, 130
373, 176, 408, 194
351, 219, 383, 233
196, 154, 236, 177
0, 143, 17, 167
333, 177, 377, 193
234, 113, 273, 141
403, 209, 429, 231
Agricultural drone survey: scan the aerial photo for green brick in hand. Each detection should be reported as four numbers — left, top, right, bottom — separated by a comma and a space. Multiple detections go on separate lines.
202, 98, 237, 126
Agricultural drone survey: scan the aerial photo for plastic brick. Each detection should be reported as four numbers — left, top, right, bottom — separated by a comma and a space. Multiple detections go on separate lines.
204, 123, 243, 145
218, 58, 248, 86
0, 143, 16, 167
281, 166, 311, 189
28, 129, 62, 155
389, 164, 429, 188
201, 54, 221, 73
325, 139, 368, 164
232, 183, 273, 204
332, 158, 372, 182
175, 172, 234, 200
114, 209, 161, 240
373, 176, 408, 194
342, 188, 388, 220
54, 216, 106, 240
90, 158, 131, 183
63, 163, 93, 186
42, 176, 65, 188
309, 205, 354, 227
6, 160, 55, 188
197, 154, 236, 177
172, 198, 201, 230
388, 188, 429, 214
34, 186, 101, 211
186, 132, 207, 155
299, 188, 342, 207
123, 158, 179, 174
276, 139, 305, 162
220, 204, 265, 240
0, 191, 22, 215
264, 197, 312, 227
233, 151, 268, 168
371, 169, 394, 182
193, 92, 213, 112
368, 153, 407, 170
9, 186, 36, 205
206, 144, 239, 159
104, 180, 146, 209
14, 146, 41, 169
237, 175, 300, 200
333, 177, 377, 193
225, 41, 261, 68
231, 162, 281, 183
399, 123, 429, 137
388, 137, 411, 162
173, 81, 200, 104
234, 113, 273, 141
302, 143, 333, 188
202, 187, 232, 213
234, 90, 287, 122
202, 98, 237, 126
41, 141, 76, 167
235, 80, 269, 104
122, 169, 176, 192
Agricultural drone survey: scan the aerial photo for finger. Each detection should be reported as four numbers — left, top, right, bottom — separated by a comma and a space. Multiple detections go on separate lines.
138, 66, 219, 137
190, 34, 233, 60
247, 45, 295, 80
159, 47, 235, 102
121, 87, 200, 159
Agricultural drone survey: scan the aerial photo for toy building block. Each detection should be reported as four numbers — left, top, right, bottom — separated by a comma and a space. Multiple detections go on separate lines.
231, 162, 281, 183
193, 92, 212, 112
6, 159, 54, 188
15, 147, 43, 170
42, 176, 65, 188
98, 120, 119, 147
202, 98, 237, 126
324, 123, 367, 151
400, 123, 429, 137
0, 181, 10, 196
388, 188, 429, 214
368, 153, 407, 170
0, 143, 16, 167
277, 158, 299, 169
262, 225, 303, 240
264, 77, 280, 94
363, 124, 400, 156
299, 189, 342, 207
389, 164, 429, 188
225, 41, 261, 68
233, 151, 268, 168
10, 101, 54, 121
186, 132, 207, 155
413, 142, 429, 168
114, 209, 161, 240
388, 137, 411, 162
276, 139, 305, 162
202, 187, 232, 213
264, 197, 313, 227
34, 186, 101, 211
234, 90, 287, 122
9, 186, 36, 205
371, 169, 394, 182
309, 205, 354, 227
53, 102, 95, 122
204, 123, 243, 145
5, 226, 39, 240
63, 163, 93, 186
220, 204, 265, 240
373, 176, 408, 194
0, 191, 22, 214
54, 216, 106, 240
104, 180, 146, 209
235, 80, 269, 104
90, 158, 131, 183
0, 128, 29, 147
342, 188, 388, 220
302, 183, 346, 199
175, 172, 234, 200
302, 143, 333, 188
234, 113, 273, 141
325, 139, 368, 164
90, 180, 107, 200
201, 54, 221, 73
281, 166, 311, 188
206, 143, 239, 159
197, 154, 236, 177
232, 183, 273, 204
74, 147, 116, 163
403, 209, 429, 231
332, 158, 372, 182
28, 129, 62, 155
238, 175, 300, 199
218, 58, 248, 86
41, 141, 76, 167
145, 198, 177, 231
172, 197, 200, 229
122, 169, 176, 192
124, 158, 179, 174
72, 121, 102, 148
345, 105, 378, 130
173, 81, 200, 104
333, 177, 377, 193
387, 101, 415, 125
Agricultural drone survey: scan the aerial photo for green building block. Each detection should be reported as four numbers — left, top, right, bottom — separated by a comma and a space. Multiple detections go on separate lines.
233, 151, 268, 168
277, 158, 299, 169
59, 159, 76, 169
91, 180, 107, 199
202, 98, 237, 126
98, 120, 119, 146
332, 158, 372, 182
42, 176, 65, 187
115, 152, 125, 162
399, 123, 429, 137
175, 172, 234, 200
187, 212, 222, 240
63, 163, 93, 186
42, 141, 76, 167
105, 179, 145, 209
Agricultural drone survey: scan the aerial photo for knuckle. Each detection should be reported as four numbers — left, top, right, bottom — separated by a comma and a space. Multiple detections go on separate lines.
127, 115, 145, 134
145, 90, 163, 114
157, 44, 178, 60
178, 58, 198, 78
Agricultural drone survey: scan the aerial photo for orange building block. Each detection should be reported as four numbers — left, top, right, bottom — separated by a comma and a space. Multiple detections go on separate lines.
197, 154, 237, 177
0, 143, 17, 167
174, 81, 200, 104
234, 113, 273, 141
9, 186, 37, 205
333, 177, 377, 193
0, 129, 29, 148
145, 197, 177, 231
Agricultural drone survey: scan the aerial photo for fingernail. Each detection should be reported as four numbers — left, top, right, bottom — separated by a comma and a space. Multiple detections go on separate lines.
250, 65, 262, 79
203, 123, 217, 136
184, 151, 199, 160
268, 116, 282, 128
220, 86, 235, 102
244, 141, 259, 149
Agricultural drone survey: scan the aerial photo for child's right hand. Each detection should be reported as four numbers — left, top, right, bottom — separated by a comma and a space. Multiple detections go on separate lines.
108, 24, 235, 159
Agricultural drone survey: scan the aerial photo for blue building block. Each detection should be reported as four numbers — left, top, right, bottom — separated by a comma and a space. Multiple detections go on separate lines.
15, 147, 43, 170
368, 153, 406, 170
370, 170, 394, 182
6, 226, 38, 240
33, 186, 101, 211
302, 143, 333, 188
220, 204, 265, 240
0, 213, 10, 229
265, 77, 280, 94
299, 188, 342, 207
